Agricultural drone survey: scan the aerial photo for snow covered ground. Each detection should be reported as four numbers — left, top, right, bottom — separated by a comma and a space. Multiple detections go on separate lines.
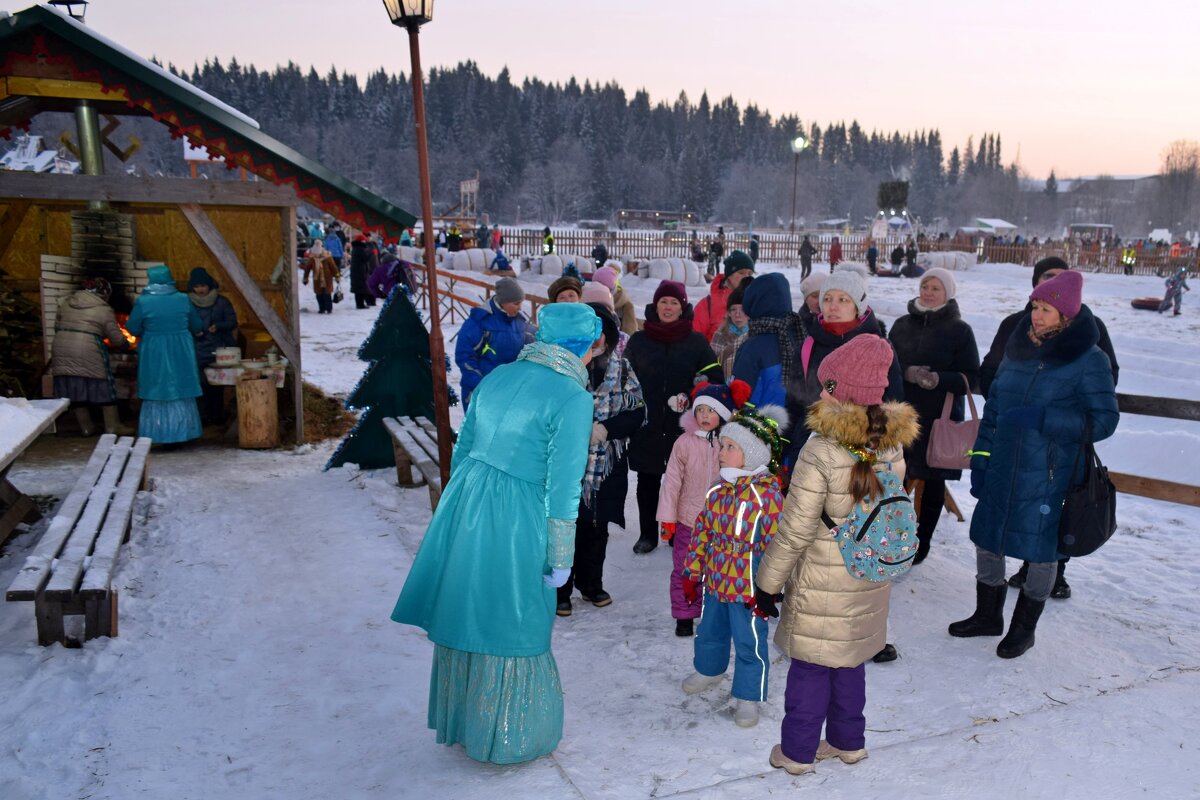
1, 261, 1198, 799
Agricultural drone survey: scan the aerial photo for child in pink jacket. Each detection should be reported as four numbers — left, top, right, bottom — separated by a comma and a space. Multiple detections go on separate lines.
658, 380, 751, 637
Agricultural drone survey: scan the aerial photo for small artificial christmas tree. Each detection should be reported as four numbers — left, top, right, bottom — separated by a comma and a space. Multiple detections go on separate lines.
325, 287, 456, 470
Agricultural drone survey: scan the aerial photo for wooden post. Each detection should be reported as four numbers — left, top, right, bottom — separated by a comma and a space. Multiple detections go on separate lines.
236, 375, 280, 449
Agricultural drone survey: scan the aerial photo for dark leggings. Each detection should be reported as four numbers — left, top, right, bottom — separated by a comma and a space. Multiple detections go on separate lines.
917, 477, 946, 542
559, 516, 610, 600
635, 471, 663, 543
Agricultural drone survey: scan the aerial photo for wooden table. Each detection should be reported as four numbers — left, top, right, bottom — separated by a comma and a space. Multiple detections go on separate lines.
0, 398, 69, 546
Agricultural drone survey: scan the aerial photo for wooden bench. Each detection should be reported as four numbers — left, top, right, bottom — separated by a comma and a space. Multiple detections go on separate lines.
5, 434, 151, 646
383, 416, 451, 511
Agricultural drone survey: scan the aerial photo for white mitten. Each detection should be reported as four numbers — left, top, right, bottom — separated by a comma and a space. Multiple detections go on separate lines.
667, 393, 691, 413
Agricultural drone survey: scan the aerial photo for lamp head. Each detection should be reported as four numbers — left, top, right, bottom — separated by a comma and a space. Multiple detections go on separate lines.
383, 0, 434, 28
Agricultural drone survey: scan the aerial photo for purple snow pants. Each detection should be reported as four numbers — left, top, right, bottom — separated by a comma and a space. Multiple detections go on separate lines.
671, 524, 702, 620
780, 658, 866, 764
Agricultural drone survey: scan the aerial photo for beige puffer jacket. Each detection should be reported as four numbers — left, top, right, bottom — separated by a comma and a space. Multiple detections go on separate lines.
757, 399, 919, 668
50, 291, 126, 380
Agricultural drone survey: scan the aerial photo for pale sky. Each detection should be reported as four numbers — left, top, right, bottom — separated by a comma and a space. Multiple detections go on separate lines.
8, 0, 1196, 178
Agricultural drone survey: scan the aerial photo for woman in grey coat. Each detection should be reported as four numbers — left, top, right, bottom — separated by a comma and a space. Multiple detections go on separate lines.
50, 277, 131, 435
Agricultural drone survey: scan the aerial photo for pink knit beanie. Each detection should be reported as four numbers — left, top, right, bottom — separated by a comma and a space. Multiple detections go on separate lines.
593, 265, 620, 292
581, 282, 615, 311
1029, 270, 1082, 320
817, 334, 894, 406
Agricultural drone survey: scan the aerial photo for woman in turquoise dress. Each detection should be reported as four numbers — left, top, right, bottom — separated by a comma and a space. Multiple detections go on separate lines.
125, 264, 204, 444
392, 303, 602, 764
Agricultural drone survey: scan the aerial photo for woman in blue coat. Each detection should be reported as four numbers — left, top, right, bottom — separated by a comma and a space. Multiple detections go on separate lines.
125, 265, 205, 445
454, 277, 533, 408
950, 271, 1118, 658
392, 303, 602, 765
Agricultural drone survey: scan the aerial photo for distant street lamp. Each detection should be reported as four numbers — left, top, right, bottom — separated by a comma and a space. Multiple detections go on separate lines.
383, 0, 452, 487
48, 0, 88, 21
789, 135, 808, 234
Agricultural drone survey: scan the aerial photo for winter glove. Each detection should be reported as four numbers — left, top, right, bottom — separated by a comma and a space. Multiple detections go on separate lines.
904, 365, 938, 390
970, 468, 985, 499
903, 365, 928, 384
667, 393, 691, 413
682, 576, 700, 605
591, 422, 609, 445
544, 567, 571, 588
999, 405, 1045, 431
660, 521, 676, 542
753, 588, 782, 620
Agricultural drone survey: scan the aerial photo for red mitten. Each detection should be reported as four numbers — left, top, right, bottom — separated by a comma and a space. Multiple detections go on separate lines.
683, 577, 700, 605
660, 521, 676, 542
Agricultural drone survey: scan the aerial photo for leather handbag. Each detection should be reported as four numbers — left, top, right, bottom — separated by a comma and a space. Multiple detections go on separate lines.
1057, 426, 1117, 557
926, 374, 979, 471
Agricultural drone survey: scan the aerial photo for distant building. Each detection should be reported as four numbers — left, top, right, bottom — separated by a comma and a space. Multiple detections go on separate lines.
614, 208, 698, 230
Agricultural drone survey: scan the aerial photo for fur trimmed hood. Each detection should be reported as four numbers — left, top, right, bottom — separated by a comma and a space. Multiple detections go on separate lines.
805, 398, 920, 451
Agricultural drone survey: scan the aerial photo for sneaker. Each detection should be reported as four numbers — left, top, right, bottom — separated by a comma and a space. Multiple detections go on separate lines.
681, 671, 723, 695
582, 590, 612, 607
769, 744, 815, 776
734, 699, 759, 728
871, 644, 898, 663
675, 619, 694, 637
816, 740, 868, 764
556, 600, 572, 617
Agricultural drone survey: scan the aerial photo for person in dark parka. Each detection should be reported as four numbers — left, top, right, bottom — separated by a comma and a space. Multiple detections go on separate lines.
187, 267, 238, 424
557, 304, 645, 615
784, 264, 904, 466
950, 271, 1118, 658
349, 235, 379, 309
731, 271, 807, 428
624, 280, 724, 554
979, 257, 1119, 598
887, 267, 980, 564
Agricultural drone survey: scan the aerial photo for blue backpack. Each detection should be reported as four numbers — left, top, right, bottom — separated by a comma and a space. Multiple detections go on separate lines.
821, 469, 918, 582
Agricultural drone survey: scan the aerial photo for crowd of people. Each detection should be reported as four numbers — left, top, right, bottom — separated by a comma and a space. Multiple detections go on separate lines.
394, 249, 1120, 773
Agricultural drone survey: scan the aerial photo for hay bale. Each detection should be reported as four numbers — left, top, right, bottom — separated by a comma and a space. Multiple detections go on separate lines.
647, 258, 673, 281
541, 254, 564, 276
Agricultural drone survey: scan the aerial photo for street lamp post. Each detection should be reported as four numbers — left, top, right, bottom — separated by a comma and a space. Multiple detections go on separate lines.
383, 0, 453, 487
789, 135, 808, 234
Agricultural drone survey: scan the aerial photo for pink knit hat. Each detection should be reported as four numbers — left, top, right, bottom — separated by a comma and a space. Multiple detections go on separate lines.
1029, 270, 1082, 319
817, 335, 894, 406
581, 282, 614, 311
593, 265, 620, 292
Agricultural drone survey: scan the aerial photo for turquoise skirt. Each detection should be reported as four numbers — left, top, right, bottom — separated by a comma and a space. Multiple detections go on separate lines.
428, 644, 563, 764
138, 398, 201, 444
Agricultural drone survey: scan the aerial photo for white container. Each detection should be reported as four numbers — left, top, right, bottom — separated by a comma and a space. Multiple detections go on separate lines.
215, 347, 241, 366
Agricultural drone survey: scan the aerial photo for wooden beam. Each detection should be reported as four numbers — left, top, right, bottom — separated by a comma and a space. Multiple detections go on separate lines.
1116, 393, 1200, 422
282, 205, 304, 444
0, 201, 31, 264
179, 204, 299, 366
4, 76, 129, 104
1110, 472, 1200, 508
0, 172, 297, 208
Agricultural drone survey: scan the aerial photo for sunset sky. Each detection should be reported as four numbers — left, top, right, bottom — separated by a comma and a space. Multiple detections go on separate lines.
6, 0, 1195, 178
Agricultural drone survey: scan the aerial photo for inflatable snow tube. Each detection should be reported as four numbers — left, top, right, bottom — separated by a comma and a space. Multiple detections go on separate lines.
1131, 296, 1165, 311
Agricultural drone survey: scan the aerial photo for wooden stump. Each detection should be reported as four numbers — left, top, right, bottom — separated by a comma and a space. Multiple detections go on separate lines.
236, 375, 280, 449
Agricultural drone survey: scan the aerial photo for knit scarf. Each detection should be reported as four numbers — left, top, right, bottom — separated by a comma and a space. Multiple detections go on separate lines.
820, 316, 860, 337
516, 341, 587, 388
189, 290, 218, 308
641, 316, 693, 343
748, 312, 806, 386
582, 354, 645, 507
1027, 317, 1069, 347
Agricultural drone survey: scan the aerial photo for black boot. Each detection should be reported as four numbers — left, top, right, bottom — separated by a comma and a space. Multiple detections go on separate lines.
913, 535, 931, 565
1050, 560, 1071, 600
1007, 561, 1029, 588
675, 619, 694, 637
948, 582, 1008, 637
633, 534, 658, 554
872, 643, 898, 663
997, 592, 1046, 658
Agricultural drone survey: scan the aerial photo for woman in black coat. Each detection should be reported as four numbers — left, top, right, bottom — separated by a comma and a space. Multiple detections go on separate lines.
349, 236, 379, 309
888, 268, 980, 564
558, 304, 645, 615
624, 280, 723, 554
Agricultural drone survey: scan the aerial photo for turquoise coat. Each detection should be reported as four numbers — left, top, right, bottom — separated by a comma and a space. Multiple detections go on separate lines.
126, 270, 204, 401
391, 352, 594, 657
970, 307, 1119, 563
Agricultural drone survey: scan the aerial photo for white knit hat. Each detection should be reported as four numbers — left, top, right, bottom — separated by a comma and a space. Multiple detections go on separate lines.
920, 267, 957, 300
799, 272, 826, 298
820, 263, 870, 315
721, 404, 789, 473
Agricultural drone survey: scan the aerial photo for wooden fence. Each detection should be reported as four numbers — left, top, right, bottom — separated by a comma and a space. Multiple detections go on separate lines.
495, 227, 1197, 278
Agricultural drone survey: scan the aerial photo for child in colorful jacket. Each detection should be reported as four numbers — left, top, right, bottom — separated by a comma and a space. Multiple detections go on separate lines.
680, 404, 788, 729
657, 381, 750, 638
